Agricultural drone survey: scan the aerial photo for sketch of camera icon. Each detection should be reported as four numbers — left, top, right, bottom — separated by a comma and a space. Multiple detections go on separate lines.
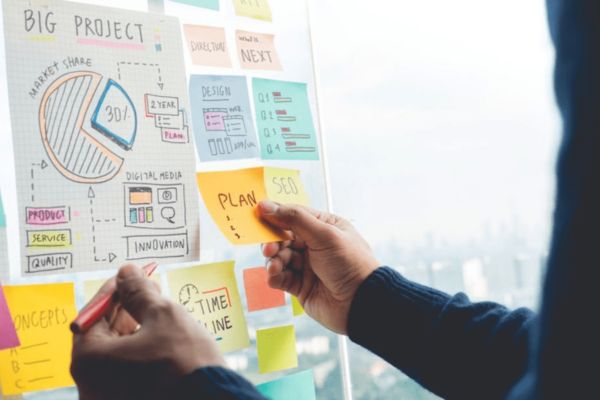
158, 187, 178, 204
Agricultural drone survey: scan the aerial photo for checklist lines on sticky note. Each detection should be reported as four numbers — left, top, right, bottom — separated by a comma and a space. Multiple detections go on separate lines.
0, 283, 76, 395
273, 92, 292, 103
13, 341, 55, 384
275, 109, 296, 122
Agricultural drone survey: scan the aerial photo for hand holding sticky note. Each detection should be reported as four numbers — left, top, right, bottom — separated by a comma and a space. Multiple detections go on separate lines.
197, 168, 285, 244
197, 167, 310, 245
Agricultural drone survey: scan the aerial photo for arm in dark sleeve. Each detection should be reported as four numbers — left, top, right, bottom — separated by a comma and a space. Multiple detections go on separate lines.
348, 267, 535, 400
176, 367, 268, 399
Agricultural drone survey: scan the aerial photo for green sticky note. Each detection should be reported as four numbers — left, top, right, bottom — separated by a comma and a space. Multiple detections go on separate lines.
171, 0, 219, 10
253, 78, 319, 161
256, 325, 298, 374
291, 296, 304, 317
257, 370, 316, 400
0, 193, 5, 228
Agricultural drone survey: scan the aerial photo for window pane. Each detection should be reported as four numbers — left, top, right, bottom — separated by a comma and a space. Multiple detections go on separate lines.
313, 1, 559, 398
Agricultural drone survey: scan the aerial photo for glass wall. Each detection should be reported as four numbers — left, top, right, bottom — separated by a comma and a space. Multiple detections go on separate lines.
311, 0, 560, 398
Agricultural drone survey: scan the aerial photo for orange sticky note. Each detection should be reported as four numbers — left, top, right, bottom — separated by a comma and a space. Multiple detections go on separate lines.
235, 30, 282, 71
0, 283, 76, 395
243, 267, 285, 312
197, 168, 284, 245
183, 24, 232, 68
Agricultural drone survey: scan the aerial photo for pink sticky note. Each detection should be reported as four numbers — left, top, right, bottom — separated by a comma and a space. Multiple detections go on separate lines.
183, 25, 232, 68
235, 30, 282, 71
0, 284, 19, 350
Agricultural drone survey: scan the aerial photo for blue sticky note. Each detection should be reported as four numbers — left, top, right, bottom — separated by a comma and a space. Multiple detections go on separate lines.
0, 193, 5, 228
171, 0, 219, 10
252, 78, 320, 161
190, 75, 260, 161
257, 370, 316, 400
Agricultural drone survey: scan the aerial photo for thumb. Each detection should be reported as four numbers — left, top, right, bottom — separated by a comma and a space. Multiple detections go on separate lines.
116, 264, 163, 324
258, 201, 337, 242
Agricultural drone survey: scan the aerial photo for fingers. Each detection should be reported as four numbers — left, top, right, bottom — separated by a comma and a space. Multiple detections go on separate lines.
268, 269, 302, 296
110, 308, 140, 336
267, 248, 303, 275
262, 242, 281, 258
258, 202, 340, 244
262, 238, 307, 258
116, 264, 163, 324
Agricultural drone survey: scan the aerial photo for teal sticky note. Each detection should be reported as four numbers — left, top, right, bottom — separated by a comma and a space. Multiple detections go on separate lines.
257, 370, 316, 400
171, 0, 219, 10
252, 78, 320, 161
0, 193, 5, 228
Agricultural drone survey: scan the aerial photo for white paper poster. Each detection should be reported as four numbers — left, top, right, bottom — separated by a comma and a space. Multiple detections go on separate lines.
2, 0, 200, 275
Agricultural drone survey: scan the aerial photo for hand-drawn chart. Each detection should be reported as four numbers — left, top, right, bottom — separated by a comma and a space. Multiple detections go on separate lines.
189, 75, 260, 161
252, 78, 320, 160
2, 0, 200, 275
40, 72, 129, 184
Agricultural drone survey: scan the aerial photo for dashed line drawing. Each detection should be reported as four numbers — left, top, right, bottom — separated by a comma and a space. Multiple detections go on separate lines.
117, 61, 163, 90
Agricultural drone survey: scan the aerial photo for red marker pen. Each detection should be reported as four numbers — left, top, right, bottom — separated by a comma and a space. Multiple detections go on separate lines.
70, 262, 158, 334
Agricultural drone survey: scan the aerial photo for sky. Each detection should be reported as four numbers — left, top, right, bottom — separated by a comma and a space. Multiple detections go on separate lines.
310, 0, 560, 249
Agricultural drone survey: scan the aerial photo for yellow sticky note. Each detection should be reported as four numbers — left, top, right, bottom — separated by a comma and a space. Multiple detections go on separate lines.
167, 261, 250, 353
256, 324, 298, 374
233, 0, 272, 21
197, 168, 285, 245
291, 296, 305, 317
264, 167, 310, 206
0, 283, 76, 395
83, 274, 162, 303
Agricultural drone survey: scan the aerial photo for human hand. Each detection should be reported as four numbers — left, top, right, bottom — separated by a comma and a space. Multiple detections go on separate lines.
259, 201, 379, 334
71, 264, 225, 400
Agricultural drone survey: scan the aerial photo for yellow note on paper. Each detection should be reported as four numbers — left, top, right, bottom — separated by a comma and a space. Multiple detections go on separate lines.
264, 167, 310, 206
197, 168, 285, 245
233, 0, 272, 21
0, 283, 76, 395
256, 324, 298, 374
167, 261, 250, 353
83, 274, 162, 303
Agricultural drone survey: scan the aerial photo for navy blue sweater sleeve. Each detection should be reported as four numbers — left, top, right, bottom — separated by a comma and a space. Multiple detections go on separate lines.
176, 367, 267, 399
348, 267, 535, 400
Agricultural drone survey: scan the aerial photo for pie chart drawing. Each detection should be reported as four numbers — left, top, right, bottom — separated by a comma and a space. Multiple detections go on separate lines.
39, 71, 137, 184
91, 79, 137, 151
